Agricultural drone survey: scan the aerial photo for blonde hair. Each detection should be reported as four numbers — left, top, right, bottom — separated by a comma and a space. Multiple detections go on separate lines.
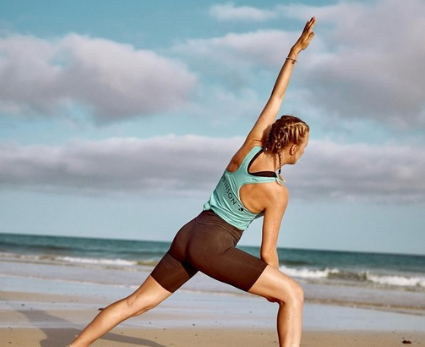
264, 115, 309, 153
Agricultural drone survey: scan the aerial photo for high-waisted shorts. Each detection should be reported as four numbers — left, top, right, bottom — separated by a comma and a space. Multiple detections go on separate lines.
150, 210, 268, 293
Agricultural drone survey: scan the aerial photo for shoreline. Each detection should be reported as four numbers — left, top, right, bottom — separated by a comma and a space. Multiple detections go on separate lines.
2, 284, 425, 347
2, 257, 425, 312
1, 256, 425, 347
2, 286, 425, 328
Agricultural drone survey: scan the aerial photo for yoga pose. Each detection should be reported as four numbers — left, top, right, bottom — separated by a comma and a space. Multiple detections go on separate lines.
68, 17, 316, 347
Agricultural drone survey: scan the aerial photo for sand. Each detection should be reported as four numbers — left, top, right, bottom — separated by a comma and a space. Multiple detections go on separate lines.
1, 326, 424, 347
1, 290, 424, 347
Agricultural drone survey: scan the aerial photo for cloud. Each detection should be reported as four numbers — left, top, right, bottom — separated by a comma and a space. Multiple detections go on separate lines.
296, 0, 425, 130
4, 0, 423, 132
0, 136, 238, 198
209, 3, 278, 22
0, 34, 197, 123
178, 0, 425, 131
1, 136, 424, 203
285, 140, 425, 204
173, 29, 295, 69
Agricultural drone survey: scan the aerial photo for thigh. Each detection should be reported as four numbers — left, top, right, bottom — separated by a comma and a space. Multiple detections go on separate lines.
151, 252, 198, 293
151, 217, 199, 293
201, 246, 268, 292
186, 217, 267, 292
248, 265, 303, 302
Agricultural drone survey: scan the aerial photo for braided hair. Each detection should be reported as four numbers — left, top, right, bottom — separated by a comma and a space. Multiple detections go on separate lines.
264, 115, 309, 154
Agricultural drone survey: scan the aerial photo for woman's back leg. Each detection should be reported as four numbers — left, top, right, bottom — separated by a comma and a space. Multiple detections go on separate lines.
70, 276, 173, 347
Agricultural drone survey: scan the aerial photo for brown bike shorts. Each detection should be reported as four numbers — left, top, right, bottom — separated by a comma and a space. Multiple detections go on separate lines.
150, 210, 268, 293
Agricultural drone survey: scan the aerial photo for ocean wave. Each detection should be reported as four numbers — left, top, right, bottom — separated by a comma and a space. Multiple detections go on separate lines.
58, 256, 137, 267
280, 265, 340, 279
0, 251, 158, 268
3, 248, 425, 290
280, 265, 425, 289
366, 273, 425, 288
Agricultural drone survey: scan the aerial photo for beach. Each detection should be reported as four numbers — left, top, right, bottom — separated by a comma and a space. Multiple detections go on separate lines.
1, 283, 425, 347
2, 327, 425, 347
2, 281, 425, 347
1, 263, 425, 347
1, 234, 425, 346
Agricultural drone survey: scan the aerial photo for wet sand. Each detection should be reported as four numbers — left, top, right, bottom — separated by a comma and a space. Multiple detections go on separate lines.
1, 288, 424, 347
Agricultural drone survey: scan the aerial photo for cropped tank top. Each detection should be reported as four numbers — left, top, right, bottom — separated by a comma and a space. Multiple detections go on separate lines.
203, 146, 283, 230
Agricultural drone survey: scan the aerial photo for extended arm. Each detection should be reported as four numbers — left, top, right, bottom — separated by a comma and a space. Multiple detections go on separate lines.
246, 17, 316, 145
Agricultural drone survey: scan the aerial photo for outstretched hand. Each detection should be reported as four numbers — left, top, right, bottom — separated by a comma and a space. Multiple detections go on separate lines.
293, 17, 316, 53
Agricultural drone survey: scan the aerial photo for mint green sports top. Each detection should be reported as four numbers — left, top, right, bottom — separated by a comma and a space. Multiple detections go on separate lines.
203, 146, 283, 230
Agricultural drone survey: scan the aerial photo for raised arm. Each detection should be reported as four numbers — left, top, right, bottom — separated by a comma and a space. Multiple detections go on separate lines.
245, 17, 316, 145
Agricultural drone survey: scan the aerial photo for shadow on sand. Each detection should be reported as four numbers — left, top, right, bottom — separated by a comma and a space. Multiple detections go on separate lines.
8, 305, 168, 347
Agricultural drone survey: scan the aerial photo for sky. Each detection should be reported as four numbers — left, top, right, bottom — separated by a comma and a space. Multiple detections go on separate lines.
0, 0, 424, 255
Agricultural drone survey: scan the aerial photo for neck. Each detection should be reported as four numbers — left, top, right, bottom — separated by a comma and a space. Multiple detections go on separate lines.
275, 151, 293, 171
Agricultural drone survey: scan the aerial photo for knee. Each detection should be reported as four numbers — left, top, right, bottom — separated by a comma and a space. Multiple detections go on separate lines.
293, 282, 304, 305
278, 281, 304, 308
125, 295, 158, 317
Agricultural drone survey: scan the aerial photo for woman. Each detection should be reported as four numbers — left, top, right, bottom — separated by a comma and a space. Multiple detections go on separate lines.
68, 17, 315, 347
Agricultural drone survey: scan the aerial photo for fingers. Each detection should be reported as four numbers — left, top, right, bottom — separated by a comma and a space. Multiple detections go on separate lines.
302, 17, 316, 42
301, 18, 315, 37
305, 17, 316, 32
293, 16, 316, 51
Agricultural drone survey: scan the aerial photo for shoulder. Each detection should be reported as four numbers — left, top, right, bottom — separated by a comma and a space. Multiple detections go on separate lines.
264, 182, 289, 210
226, 140, 263, 172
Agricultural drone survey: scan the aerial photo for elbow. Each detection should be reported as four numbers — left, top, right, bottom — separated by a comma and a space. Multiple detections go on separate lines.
260, 249, 278, 265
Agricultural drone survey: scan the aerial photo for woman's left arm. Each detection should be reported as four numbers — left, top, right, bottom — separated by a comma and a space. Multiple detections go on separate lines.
260, 185, 289, 269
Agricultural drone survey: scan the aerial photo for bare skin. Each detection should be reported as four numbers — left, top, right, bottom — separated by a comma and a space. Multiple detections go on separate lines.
68, 17, 316, 347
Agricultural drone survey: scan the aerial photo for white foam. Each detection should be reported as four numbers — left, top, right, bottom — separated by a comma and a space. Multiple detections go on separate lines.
366, 273, 425, 288
58, 256, 137, 266
279, 265, 339, 279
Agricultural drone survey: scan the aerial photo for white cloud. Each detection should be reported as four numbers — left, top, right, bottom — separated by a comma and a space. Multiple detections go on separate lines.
173, 29, 295, 69
0, 136, 238, 197
296, 0, 425, 130
4, 0, 423, 132
178, 0, 425, 131
1, 136, 424, 203
0, 34, 197, 123
285, 140, 425, 204
209, 3, 278, 22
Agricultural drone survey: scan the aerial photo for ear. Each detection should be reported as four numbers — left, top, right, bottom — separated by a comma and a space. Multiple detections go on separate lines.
289, 144, 298, 156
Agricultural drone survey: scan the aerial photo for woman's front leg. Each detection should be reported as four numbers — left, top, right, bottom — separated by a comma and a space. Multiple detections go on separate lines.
248, 266, 304, 347
70, 275, 172, 347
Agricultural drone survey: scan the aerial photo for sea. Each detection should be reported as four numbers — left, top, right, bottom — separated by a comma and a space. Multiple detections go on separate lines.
1, 233, 424, 291
1, 232, 425, 331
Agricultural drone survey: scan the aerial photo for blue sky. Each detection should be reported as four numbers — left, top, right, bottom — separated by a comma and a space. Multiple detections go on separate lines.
1, 0, 424, 255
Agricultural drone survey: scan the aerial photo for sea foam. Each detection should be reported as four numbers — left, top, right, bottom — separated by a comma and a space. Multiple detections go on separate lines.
279, 265, 340, 279
366, 273, 425, 288
279, 264, 425, 289
58, 256, 137, 266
